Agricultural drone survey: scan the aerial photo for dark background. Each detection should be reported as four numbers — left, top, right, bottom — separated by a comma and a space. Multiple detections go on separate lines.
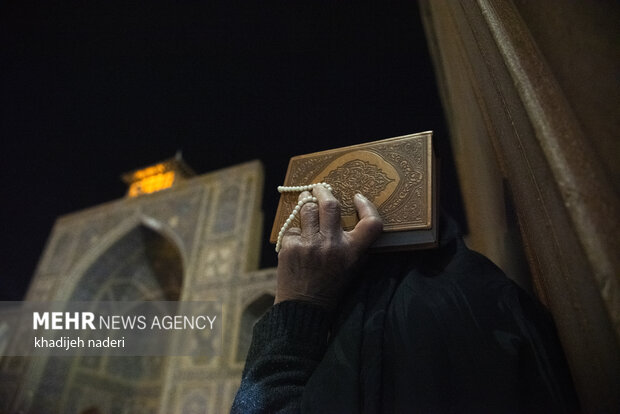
1, 1, 461, 300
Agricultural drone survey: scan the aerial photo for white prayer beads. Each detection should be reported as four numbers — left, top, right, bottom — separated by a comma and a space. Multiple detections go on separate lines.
275, 182, 333, 253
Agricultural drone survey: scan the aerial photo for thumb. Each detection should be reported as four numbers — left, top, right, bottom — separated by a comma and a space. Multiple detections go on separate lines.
348, 193, 383, 252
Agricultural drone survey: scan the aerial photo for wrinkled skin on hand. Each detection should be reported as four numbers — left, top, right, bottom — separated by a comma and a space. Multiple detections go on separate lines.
275, 185, 383, 310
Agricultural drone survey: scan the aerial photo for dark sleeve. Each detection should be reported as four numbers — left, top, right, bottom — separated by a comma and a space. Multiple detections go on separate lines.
231, 301, 332, 414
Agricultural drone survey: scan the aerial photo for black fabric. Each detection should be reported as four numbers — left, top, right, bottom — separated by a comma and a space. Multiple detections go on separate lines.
232, 217, 578, 413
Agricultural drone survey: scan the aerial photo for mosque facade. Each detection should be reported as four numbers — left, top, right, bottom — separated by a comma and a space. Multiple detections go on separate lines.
0, 159, 275, 413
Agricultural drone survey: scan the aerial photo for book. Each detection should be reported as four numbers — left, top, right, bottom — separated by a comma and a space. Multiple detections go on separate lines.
270, 131, 438, 251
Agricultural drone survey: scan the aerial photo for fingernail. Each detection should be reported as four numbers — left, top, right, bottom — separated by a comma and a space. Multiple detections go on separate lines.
355, 193, 367, 201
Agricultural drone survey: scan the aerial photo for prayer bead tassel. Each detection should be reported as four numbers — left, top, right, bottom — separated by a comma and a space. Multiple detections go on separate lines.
275, 182, 332, 252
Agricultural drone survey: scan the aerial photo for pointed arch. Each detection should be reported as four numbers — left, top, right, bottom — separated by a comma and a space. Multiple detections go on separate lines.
28, 217, 184, 413
55, 214, 186, 302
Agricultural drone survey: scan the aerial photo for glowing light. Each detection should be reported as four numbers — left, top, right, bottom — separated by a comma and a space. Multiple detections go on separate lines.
132, 164, 166, 180
128, 171, 176, 197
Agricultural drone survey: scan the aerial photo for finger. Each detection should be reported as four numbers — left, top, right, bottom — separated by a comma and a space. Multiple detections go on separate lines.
313, 184, 341, 236
280, 226, 301, 252
298, 191, 319, 237
348, 193, 383, 251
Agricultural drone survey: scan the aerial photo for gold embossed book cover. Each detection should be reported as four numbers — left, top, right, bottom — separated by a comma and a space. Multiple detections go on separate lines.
270, 131, 437, 251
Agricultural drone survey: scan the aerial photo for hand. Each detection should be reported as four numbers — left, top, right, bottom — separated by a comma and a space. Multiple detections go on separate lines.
275, 185, 383, 310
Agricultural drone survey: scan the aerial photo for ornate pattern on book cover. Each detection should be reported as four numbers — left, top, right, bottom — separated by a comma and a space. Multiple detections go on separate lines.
270, 131, 436, 248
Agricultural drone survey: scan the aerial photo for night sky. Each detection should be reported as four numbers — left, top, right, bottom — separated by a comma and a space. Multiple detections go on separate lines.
1, 1, 460, 300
